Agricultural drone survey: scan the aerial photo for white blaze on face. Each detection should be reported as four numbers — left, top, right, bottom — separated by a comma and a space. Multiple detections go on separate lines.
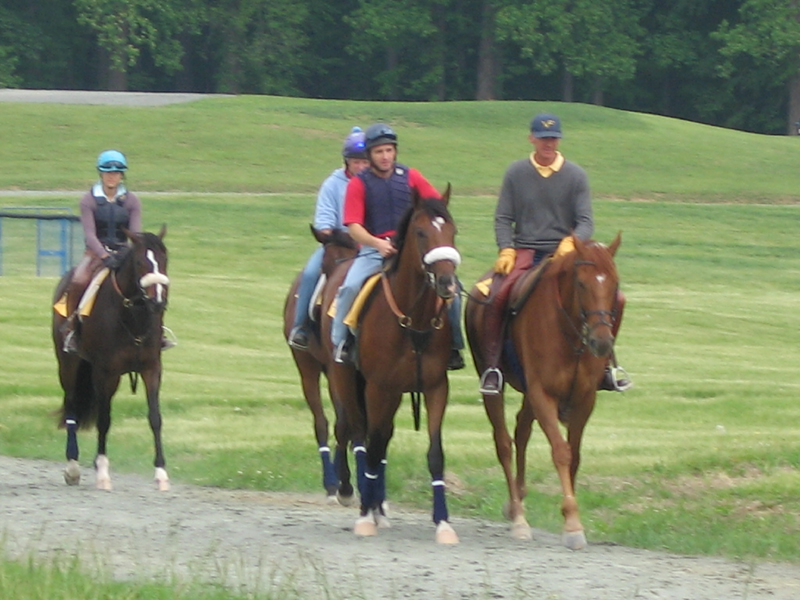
596, 274, 607, 284
432, 216, 445, 232
139, 249, 170, 302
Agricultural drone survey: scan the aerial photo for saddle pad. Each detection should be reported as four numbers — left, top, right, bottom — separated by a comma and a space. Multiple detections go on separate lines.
53, 268, 110, 319
475, 277, 493, 296
326, 273, 381, 328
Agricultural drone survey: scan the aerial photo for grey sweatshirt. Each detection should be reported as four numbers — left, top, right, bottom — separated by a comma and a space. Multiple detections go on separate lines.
494, 156, 593, 253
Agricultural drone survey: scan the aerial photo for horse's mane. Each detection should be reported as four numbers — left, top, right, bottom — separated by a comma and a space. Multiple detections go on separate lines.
388, 198, 453, 274
546, 240, 617, 281
117, 232, 167, 269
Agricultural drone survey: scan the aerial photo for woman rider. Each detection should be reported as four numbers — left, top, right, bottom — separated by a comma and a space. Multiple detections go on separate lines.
61, 150, 162, 353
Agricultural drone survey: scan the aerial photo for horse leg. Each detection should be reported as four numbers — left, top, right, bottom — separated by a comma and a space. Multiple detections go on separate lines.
483, 393, 530, 539
60, 360, 82, 486
533, 395, 586, 550
92, 369, 119, 491
333, 399, 354, 505
354, 387, 400, 537
296, 355, 337, 498
142, 365, 169, 491
425, 382, 459, 545
513, 399, 536, 504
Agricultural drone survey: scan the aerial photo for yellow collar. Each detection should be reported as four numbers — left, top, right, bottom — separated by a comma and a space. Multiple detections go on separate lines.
530, 151, 564, 178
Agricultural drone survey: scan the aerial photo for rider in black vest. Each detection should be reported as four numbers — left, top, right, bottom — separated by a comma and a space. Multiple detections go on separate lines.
61, 150, 171, 354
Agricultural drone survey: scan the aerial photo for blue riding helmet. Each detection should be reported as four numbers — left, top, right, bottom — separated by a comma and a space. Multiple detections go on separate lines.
97, 150, 128, 172
342, 127, 367, 159
364, 123, 398, 150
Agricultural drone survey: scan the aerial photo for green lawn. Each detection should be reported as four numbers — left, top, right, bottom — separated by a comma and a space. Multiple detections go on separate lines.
2, 96, 800, 572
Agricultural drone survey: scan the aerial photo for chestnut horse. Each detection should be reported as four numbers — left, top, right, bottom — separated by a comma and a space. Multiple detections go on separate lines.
283, 226, 358, 502
465, 234, 622, 549
52, 227, 170, 491
323, 187, 461, 544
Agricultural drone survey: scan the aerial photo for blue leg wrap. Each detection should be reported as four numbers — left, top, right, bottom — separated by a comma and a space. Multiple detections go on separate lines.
319, 447, 338, 490
354, 445, 367, 499
432, 480, 449, 524
65, 418, 79, 461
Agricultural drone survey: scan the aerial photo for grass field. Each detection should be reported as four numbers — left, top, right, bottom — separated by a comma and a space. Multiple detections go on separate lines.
2, 96, 800, 573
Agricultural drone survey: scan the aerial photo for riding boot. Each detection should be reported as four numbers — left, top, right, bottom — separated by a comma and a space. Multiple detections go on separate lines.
479, 287, 506, 395
61, 315, 80, 354
288, 325, 310, 350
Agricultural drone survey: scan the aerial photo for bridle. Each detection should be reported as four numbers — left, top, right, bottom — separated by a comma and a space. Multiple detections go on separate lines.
559, 258, 618, 354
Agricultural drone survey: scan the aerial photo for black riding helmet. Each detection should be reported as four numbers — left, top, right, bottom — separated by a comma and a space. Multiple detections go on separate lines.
364, 123, 398, 150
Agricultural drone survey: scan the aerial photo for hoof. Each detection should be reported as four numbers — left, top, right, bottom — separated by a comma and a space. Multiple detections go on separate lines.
562, 529, 587, 550
502, 499, 512, 520
155, 467, 170, 491
435, 521, 459, 545
64, 460, 81, 486
511, 515, 532, 541
337, 491, 355, 507
375, 510, 391, 529
326, 494, 340, 505
354, 515, 378, 537
96, 478, 112, 491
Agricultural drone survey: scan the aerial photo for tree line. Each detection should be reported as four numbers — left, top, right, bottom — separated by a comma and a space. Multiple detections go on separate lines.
3, 0, 800, 135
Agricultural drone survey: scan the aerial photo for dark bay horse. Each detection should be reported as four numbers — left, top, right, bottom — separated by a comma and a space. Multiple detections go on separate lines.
52, 226, 170, 491
465, 234, 622, 549
283, 226, 358, 502
323, 186, 461, 544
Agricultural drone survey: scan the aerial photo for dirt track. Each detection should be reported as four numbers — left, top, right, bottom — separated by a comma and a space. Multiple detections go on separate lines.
2, 456, 799, 599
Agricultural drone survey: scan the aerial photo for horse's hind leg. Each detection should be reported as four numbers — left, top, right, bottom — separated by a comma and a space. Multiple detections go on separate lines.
297, 356, 338, 498
514, 400, 536, 504
142, 366, 169, 491
483, 393, 530, 540
333, 400, 354, 505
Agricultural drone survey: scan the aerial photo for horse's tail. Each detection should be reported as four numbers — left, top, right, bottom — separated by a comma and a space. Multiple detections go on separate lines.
57, 360, 99, 429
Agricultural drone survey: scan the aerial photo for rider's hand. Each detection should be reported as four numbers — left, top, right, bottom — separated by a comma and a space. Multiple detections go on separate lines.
102, 254, 120, 270
493, 248, 516, 275
375, 238, 397, 258
555, 235, 575, 257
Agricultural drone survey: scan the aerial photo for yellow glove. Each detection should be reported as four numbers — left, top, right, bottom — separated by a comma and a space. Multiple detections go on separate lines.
554, 235, 575, 257
494, 247, 516, 275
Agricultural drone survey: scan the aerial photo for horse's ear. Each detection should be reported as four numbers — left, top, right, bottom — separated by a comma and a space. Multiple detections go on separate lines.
440, 183, 451, 207
608, 231, 622, 257
158, 224, 167, 240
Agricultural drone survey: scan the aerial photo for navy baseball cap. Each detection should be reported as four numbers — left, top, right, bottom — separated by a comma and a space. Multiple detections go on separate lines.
530, 113, 562, 138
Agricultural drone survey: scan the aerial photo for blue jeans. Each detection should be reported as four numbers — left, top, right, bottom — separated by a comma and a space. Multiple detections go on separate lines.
331, 246, 383, 346
292, 246, 324, 330
331, 246, 464, 351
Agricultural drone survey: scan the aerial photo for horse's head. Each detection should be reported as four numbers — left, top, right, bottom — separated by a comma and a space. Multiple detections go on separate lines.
394, 184, 461, 300
569, 233, 621, 358
311, 225, 358, 277
119, 225, 170, 314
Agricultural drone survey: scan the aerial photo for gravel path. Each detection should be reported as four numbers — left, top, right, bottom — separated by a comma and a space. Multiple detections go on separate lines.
0, 89, 230, 106
2, 455, 799, 599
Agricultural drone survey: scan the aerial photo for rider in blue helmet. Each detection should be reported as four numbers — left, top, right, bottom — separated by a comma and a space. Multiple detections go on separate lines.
330, 122, 466, 370
60, 150, 174, 354
287, 127, 371, 350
